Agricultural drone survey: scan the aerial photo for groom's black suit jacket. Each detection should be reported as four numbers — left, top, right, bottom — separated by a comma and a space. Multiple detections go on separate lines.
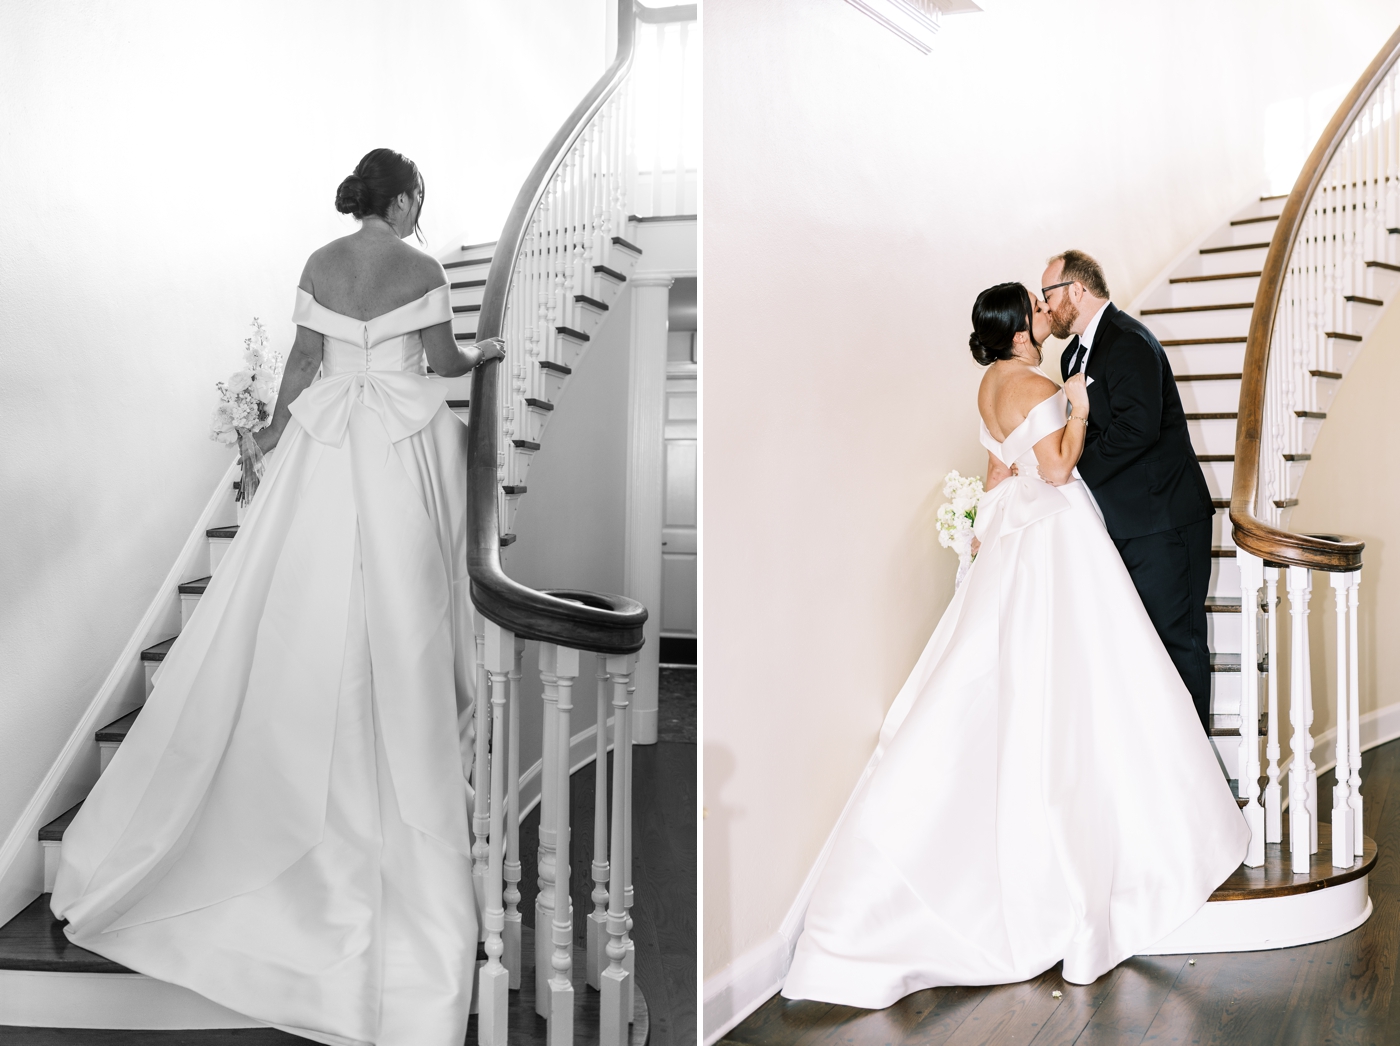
1061, 303, 1214, 540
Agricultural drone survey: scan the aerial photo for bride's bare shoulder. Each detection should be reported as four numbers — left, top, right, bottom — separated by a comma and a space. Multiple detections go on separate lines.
986, 366, 1058, 435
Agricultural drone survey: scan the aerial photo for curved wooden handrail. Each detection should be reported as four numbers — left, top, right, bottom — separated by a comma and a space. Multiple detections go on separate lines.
1231, 26, 1400, 572
467, 0, 647, 654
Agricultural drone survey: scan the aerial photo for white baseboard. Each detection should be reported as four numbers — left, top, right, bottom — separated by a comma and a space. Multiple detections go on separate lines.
702, 931, 789, 1046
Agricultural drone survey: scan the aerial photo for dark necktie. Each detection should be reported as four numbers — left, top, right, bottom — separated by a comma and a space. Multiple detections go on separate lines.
1069, 340, 1087, 376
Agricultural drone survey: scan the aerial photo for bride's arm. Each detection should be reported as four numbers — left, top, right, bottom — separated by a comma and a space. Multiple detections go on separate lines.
1031, 374, 1090, 485
984, 451, 1013, 492
253, 323, 324, 455
422, 321, 505, 377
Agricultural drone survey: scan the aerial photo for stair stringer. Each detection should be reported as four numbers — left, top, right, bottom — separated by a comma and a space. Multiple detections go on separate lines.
0, 460, 240, 930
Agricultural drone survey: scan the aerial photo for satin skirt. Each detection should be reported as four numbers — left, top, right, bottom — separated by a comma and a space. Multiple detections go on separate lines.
51, 395, 480, 1046
782, 474, 1250, 1010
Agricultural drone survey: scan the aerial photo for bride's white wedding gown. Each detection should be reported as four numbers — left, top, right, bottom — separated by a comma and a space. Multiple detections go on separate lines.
782, 390, 1250, 1009
51, 285, 480, 1046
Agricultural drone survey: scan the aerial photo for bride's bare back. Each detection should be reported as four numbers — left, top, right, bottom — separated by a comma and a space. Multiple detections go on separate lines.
977, 361, 1090, 486
302, 230, 443, 321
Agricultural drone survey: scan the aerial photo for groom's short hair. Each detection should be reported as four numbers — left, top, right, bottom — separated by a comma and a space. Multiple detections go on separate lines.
1048, 250, 1111, 300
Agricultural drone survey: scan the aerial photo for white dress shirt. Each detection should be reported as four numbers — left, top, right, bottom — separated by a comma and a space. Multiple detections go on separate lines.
1071, 300, 1110, 377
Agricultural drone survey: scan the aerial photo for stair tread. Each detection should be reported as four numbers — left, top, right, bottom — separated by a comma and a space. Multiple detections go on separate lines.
1211, 653, 1242, 671
1200, 242, 1271, 254
1169, 272, 1261, 283
96, 707, 140, 742
1212, 547, 1237, 558
206, 525, 239, 539
141, 637, 177, 662
0, 893, 130, 973
38, 802, 82, 843
1160, 337, 1246, 346
1176, 373, 1242, 382
1210, 714, 1243, 736
1344, 295, 1383, 306
178, 575, 212, 596
1230, 215, 1279, 225
1141, 302, 1254, 315
1185, 412, 1238, 420
1206, 597, 1242, 612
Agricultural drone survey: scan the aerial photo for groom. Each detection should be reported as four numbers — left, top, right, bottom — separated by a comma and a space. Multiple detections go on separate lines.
1042, 250, 1217, 731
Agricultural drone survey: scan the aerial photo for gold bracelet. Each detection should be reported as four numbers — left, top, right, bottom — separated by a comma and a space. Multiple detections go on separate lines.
1069, 414, 1088, 424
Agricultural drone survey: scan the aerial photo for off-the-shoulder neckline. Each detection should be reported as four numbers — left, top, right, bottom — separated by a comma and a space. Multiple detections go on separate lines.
295, 283, 447, 324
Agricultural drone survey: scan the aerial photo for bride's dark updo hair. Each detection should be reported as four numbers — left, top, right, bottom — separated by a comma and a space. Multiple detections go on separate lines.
969, 282, 1039, 366
335, 148, 424, 239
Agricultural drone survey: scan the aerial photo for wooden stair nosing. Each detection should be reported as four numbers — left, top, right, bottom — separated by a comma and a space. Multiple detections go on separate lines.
447, 399, 470, 409
1176, 372, 1243, 382
1198, 454, 1235, 462
1325, 331, 1363, 342
1200, 242, 1272, 254
1294, 410, 1327, 419
450, 279, 487, 290
96, 707, 140, 743
611, 235, 643, 256
1309, 369, 1343, 380
1210, 653, 1241, 671
444, 258, 491, 270
0, 893, 130, 973
454, 333, 479, 342
1141, 302, 1254, 315
1169, 271, 1262, 284
1344, 294, 1384, 306
1212, 547, 1238, 559
594, 263, 627, 282
511, 439, 541, 451
1210, 714, 1244, 736
1365, 260, 1400, 272
1274, 498, 1300, 509
501, 485, 527, 495
500, 533, 517, 547
141, 637, 177, 662
538, 360, 573, 375
574, 294, 609, 311
556, 325, 590, 343
38, 802, 82, 843
206, 525, 239, 539
177, 576, 211, 596
1185, 412, 1238, 421
1206, 597, 1242, 612
453, 304, 482, 315
524, 397, 555, 411
1282, 453, 1312, 461
1160, 337, 1247, 346
1212, 498, 1230, 509
1230, 215, 1280, 226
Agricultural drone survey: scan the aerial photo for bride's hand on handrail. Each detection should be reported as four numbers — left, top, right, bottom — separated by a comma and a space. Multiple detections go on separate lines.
474, 336, 507, 366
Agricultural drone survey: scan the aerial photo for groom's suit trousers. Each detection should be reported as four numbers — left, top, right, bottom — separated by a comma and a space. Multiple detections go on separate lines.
1113, 517, 1214, 730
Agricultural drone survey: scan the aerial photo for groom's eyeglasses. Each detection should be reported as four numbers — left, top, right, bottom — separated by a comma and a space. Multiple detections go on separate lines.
1042, 281, 1075, 300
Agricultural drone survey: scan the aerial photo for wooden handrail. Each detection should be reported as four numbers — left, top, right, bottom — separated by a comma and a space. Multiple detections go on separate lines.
1231, 25, 1400, 572
466, 0, 647, 654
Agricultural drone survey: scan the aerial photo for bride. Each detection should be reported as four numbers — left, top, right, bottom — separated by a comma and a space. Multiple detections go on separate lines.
50, 148, 505, 1045
781, 282, 1250, 1009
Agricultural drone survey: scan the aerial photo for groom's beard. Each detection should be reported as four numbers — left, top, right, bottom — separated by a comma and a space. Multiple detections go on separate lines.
1050, 299, 1079, 341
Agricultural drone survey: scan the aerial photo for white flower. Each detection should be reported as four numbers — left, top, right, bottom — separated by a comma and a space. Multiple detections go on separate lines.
227, 369, 254, 394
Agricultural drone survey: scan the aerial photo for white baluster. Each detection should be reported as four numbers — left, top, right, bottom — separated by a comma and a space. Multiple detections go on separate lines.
599, 655, 635, 1046
473, 613, 491, 924
536, 646, 560, 1014
541, 644, 579, 1046
1347, 570, 1365, 855
1264, 565, 1283, 843
1329, 572, 1355, 866
504, 638, 525, 989
588, 659, 611, 989
622, 674, 636, 1019
479, 622, 514, 1045
1238, 550, 1266, 867
1287, 565, 1316, 872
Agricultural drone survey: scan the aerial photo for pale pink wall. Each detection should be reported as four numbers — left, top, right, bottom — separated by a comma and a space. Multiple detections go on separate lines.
702, 0, 1400, 980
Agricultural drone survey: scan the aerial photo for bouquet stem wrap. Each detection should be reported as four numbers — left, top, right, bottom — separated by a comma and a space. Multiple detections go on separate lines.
235, 427, 265, 507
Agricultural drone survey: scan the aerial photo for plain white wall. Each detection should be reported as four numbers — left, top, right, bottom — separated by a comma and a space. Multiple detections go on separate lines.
0, 0, 606, 866
701, 0, 1400, 980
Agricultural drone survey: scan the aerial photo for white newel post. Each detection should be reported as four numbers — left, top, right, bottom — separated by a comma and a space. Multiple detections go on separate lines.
1238, 551, 1266, 867
589, 661, 612, 989
624, 274, 674, 746
1329, 572, 1355, 866
504, 639, 525, 989
1287, 565, 1317, 872
541, 644, 580, 1046
479, 622, 515, 1045
1264, 565, 1283, 842
600, 655, 636, 1046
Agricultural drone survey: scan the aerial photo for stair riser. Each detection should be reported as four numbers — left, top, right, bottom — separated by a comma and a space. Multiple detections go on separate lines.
1210, 556, 1240, 599
1164, 278, 1260, 309
1228, 222, 1279, 247
1212, 512, 1235, 551
1166, 343, 1246, 375
1209, 612, 1242, 656
1187, 418, 1238, 457
1200, 460, 1234, 501
180, 593, 200, 630
208, 537, 233, 575
1140, 308, 1252, 342
446, 242, 496, 264
429, 373, 474, 400
1211, 670, 1241, 717
1177, 378, 1242, 413
1197, 246, 1269, 276
1211, 733, 1242, 780
450, 284, 485, 308
1366, 265, 1400, 300
451, 315, 479, 339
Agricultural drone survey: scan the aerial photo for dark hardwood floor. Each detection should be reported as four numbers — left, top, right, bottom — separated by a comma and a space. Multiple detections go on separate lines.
724, 739, 1400, 1046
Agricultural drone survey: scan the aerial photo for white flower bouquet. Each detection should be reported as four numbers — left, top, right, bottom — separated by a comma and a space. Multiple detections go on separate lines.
935, 469, 983, 587
209, 318, 284, 506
